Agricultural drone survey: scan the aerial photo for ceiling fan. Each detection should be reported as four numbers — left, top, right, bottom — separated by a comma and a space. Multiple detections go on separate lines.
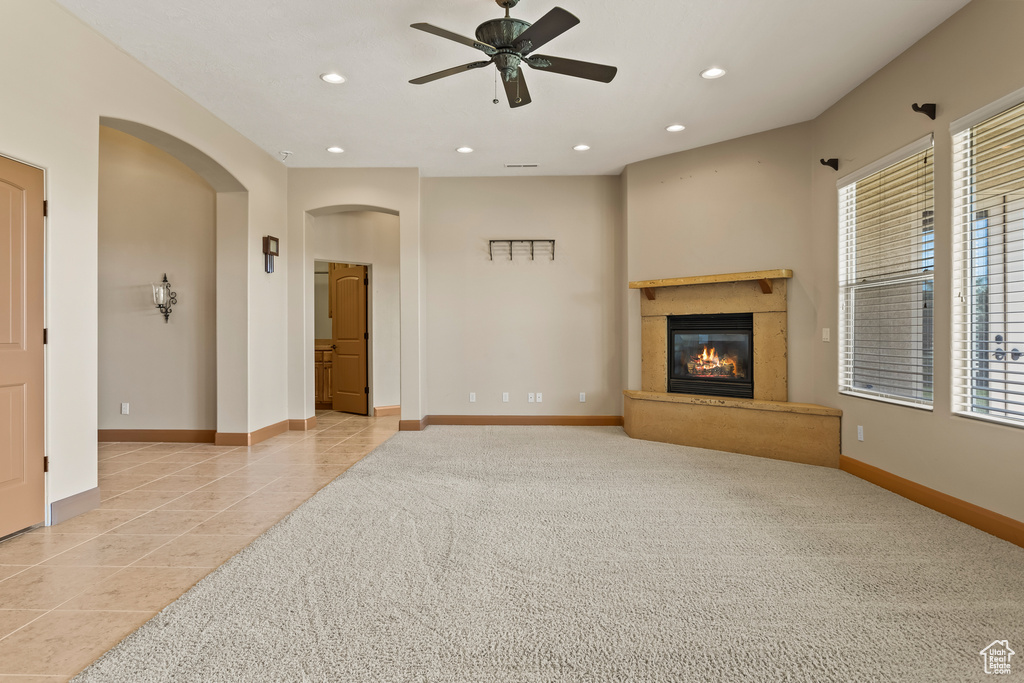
409, 0, 617, 108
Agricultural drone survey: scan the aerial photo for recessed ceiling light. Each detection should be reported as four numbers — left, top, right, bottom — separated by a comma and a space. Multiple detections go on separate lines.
457, 147, 474, 154
666, 124, 686, 132
320, 73, 346, 84
573, 144, 591, 151
326, 146, 344, 154
700, 67, 726, 79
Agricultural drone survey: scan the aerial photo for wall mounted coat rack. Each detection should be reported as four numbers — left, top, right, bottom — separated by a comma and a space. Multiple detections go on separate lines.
489, 239, 556, 261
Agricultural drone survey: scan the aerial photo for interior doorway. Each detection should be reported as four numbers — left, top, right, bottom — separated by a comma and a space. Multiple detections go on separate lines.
315, 261, 369, 415
0, 155, 45, 537
310, 209, 401, 419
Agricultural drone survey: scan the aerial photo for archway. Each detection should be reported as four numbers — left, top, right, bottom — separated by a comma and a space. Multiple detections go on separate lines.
309, 207, 401, 417
97, 117, 250, 439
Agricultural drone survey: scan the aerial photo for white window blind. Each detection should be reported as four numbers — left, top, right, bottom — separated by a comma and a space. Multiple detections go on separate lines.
839, 140, 934, 407
953, 98, 1024, 427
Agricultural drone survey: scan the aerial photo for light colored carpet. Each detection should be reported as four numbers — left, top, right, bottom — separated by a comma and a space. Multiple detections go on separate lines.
75, 427, 1024, 682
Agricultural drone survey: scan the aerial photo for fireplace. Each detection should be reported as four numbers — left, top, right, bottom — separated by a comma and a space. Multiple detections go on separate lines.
668, 313, 753, 398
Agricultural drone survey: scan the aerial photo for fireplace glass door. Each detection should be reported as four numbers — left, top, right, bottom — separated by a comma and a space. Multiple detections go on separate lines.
668, 313, 754, 398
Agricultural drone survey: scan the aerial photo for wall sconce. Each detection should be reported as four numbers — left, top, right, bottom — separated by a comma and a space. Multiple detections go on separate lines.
152, 274, 176, 323
263, 235, 280, 274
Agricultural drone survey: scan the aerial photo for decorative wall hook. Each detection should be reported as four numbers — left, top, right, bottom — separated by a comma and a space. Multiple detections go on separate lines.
820, 158, 839, 171
912, 103, 936, 120
152, 274, 176, 323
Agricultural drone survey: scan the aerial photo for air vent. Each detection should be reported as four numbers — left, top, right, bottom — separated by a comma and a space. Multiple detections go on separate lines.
504, 163, 539, 168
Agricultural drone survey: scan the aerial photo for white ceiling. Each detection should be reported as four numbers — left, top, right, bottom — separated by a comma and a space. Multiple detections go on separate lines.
54, 0, 970, 177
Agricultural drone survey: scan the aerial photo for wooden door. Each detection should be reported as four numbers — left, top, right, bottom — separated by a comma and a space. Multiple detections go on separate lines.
0, 156, 45, 537
330, 264, 368, 414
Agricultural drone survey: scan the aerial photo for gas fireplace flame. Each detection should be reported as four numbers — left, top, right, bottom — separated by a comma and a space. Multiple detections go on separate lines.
687, 345, 737, 378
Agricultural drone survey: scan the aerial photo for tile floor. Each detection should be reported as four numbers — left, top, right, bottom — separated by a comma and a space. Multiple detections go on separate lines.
0, 410, 398, 681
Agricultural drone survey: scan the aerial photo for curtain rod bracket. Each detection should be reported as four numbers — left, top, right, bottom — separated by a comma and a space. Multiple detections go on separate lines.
820, 158, 839, 171
912, 103, 936, 120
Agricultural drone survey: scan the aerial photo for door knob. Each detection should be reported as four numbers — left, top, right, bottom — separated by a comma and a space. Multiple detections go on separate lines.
994, 349, 1006, 361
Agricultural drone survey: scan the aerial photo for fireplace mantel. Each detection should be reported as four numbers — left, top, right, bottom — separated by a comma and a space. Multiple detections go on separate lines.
630, 269, 793, 299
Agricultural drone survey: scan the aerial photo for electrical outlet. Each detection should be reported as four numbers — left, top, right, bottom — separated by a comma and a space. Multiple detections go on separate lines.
822, 328, 831, 342
469, 392, 476, 403
580, 392, 586, 402
536, 392, 543, 403
121, 402, 129, 415
528, 393, 535, 403
857, 425, 864, 441
502, 392, 509, 403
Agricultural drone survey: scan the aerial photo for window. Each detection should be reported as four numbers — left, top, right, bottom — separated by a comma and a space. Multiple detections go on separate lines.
838, 137, 935, 407
953, 95, 1024, 427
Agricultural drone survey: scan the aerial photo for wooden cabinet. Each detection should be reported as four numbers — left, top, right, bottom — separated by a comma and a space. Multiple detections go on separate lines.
315, 344, 333, 408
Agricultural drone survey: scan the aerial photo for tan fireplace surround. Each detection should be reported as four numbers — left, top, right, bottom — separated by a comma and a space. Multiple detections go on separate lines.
624, 270, 841, 468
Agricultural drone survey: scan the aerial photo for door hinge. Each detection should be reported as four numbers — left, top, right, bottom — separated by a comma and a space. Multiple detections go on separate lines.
364, 277, 368, 285
43, 456, 49, 473
43, 328, 47, 345
43, 200, 48, 218
364, 386, 369, 394
363, 332, 368, 340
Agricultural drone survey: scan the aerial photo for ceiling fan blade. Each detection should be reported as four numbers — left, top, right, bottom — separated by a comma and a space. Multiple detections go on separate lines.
513, 7, 579, 55
410, 61, 492, 85
502, 68, 532, 108
411, 23, 497, 55
526, 54, 617, 83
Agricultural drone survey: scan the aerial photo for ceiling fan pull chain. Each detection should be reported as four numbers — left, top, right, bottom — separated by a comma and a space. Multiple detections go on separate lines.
493, 69, 499, 104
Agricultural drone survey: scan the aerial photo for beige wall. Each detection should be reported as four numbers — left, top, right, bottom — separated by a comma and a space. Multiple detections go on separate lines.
98, 127, 216, 430
808, 0, 1024, 522
0, 0, 287, 506
313, 212, 402, 409
623, 124, 815, 402
422, 176, 624, 416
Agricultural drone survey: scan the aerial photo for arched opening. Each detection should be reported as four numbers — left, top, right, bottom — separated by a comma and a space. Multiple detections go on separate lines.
308, 206, 401, 417
97, 118, 249, 440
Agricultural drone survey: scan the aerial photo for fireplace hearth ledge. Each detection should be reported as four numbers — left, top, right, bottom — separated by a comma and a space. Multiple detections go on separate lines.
623, 390, 841, 468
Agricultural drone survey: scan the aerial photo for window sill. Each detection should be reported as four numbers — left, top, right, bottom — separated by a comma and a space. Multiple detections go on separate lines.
839, 390, 933, 411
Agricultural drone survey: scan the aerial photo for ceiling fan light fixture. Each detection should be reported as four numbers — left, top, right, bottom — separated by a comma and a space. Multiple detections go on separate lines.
666, 124, 686, 132
700, 67, 727, 79
319, 73, 346, 84
573, 144, 590, 151
457, 146, 474, 154
409, 5, 614, 108
326, 146, 344, 153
